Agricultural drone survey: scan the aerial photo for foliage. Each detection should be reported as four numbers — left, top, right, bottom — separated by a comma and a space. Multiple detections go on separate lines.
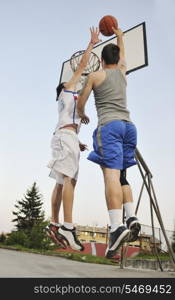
26, 221, 52, 250
5, 221, 52, 250
5, 230, 28, 247
7, 183, 53, 250
12, 182, 44, 231
0, 233, 6, 243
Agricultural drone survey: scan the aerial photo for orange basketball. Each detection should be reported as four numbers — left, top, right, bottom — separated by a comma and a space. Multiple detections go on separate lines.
99, 15, 118, 36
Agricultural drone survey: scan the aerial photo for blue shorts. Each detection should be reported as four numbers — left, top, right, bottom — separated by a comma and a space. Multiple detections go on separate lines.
87, 120, 137, 170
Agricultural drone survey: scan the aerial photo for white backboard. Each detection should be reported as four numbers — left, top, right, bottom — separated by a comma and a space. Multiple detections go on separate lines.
59, 22, 148, 90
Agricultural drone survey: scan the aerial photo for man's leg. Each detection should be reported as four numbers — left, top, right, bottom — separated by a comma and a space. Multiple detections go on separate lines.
51, 183, 63, 224
58, 176, 84, 251
62, 176, 76, 224
120, 169, 141, 241
120, 169, 135, 218
102, 167, 123, 228
102, 167, 130, 258
45, 183, 66, 246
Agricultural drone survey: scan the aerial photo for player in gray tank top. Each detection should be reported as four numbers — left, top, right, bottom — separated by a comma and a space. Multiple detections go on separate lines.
77, 27, 141, 258
93, 68, 131, 126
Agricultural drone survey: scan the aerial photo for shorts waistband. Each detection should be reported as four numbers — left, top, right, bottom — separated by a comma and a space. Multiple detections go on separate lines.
98, 119, 132, 127
54, 128, 78, 137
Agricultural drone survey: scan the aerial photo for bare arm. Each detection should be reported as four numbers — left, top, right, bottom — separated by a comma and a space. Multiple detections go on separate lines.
65, 28, 101, 90
77, 74, 94, 124
112, 27, 126, 74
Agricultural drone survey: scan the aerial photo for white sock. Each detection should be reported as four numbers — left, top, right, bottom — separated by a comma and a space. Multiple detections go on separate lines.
124, 202, 135, 220
50, 222, 61, 227
108, 209, 123, 232
64, 222, 74, 230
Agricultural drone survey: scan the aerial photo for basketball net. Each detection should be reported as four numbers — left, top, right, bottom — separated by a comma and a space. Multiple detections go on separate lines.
70, 50, 100, 91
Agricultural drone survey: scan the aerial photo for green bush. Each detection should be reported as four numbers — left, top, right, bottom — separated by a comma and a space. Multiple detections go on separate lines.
0, 233, 6, 243
27, 223, 52, 250
5, 222, 52, 250
5, 230, 29, 247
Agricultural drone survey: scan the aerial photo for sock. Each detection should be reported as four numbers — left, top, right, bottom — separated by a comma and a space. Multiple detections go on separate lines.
50, 222, 61, 227
108, 209, 123, 232
124, 202, 135, 220
64, 222, 74, 230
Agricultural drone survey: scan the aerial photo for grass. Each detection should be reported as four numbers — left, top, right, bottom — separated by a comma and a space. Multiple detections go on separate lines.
132, 252, 171, 260
0, 243, 116, 266
0, 243, 172, 265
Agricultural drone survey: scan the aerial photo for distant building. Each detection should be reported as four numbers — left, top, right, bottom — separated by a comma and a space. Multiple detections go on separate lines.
77, 225, 108, 244
139, 233, 161, 253
77, 225, 161, 253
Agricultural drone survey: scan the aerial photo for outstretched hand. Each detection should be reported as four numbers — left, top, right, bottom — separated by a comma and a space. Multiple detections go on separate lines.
90, 27, 102, 46
112, 27, 124, 37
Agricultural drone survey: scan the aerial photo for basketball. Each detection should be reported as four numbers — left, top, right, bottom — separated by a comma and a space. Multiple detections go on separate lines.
99, 15, 118, 36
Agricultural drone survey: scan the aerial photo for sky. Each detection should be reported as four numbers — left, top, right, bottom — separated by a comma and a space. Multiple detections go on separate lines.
0, 0, 175, 233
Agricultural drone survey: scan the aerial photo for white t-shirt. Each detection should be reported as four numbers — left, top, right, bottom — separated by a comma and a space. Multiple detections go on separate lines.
55, 89, 81, 132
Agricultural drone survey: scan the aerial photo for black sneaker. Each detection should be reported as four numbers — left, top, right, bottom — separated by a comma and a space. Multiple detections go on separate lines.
58, 226, 84, 251
126, 216, 141, 242
105, 225, 130, 258
45, 224, 67, 249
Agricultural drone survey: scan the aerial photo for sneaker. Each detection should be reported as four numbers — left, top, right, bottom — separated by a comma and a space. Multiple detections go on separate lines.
105, 225, 130, 258
58, 226, 84, 251
45, 223, 67, 248
126, 216, 141, 242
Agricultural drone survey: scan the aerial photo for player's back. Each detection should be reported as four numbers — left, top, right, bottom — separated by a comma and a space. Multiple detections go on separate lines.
91, 68, 130, 125
91, 69, 106, 89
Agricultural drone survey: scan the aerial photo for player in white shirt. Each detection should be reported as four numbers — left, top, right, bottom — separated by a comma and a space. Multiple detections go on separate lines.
46, 27, 101, 250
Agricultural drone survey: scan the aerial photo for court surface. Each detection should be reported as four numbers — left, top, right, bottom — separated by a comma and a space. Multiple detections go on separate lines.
0, 249, 174, 278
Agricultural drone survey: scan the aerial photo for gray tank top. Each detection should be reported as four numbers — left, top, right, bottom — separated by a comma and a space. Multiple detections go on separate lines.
93, 68, 131, 125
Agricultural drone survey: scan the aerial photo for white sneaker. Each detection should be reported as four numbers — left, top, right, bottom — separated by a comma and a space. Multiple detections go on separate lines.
58, 226, 84, 251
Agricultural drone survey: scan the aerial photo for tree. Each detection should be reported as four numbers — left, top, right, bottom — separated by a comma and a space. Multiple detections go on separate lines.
12, 182, 45, 231
8, 183, 53, 249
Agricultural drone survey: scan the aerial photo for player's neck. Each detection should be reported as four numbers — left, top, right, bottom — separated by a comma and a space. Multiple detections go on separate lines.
104, 64, 117, 69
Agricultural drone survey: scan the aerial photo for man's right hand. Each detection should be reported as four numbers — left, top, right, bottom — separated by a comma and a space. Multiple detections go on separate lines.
112, 27, 124, 37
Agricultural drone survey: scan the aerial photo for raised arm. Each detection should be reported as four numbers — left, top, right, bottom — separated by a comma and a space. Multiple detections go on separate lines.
65, 27, 101, 90
77, 73, 94, 124
112, 27, 126, 74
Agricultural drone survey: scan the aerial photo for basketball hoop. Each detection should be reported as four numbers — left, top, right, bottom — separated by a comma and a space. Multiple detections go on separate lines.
70, 50, 100, 91
70, 50, 100, 76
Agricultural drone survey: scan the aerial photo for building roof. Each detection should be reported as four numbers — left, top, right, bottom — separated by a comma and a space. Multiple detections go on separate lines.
77, 225, 107, 234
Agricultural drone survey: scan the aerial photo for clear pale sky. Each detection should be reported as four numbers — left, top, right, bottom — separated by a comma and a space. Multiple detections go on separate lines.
0, 0, 175, 233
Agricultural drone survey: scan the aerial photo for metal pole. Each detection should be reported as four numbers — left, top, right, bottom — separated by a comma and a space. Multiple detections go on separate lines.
148, 174, 163, 271
136, 149, 175, 269
135, 176, 146, 215
150, 179, 175, 265
135, 148, 153, 177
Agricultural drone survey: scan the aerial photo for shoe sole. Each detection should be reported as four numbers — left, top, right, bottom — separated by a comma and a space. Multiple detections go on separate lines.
105, 229, 130, 259
58, 230, 84, 251
46, 229, 68, 249
127, 222, 141, 242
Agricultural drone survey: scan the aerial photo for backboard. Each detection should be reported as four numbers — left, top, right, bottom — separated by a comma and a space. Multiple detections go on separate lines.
59, 22, 148, 91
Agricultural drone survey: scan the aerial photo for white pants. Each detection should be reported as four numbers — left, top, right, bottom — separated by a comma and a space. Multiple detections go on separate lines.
47, 129, 80, 184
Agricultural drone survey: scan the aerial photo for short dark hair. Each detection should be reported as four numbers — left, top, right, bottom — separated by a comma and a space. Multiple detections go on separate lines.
101, 43, 120, 65
56, 82, 65, 101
